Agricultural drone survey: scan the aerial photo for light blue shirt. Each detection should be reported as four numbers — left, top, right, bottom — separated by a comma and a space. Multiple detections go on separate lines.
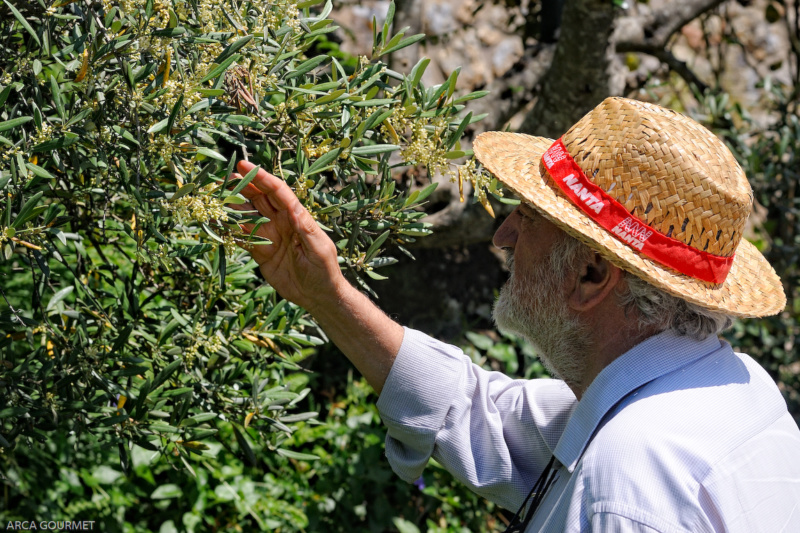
377, 328, 800, 532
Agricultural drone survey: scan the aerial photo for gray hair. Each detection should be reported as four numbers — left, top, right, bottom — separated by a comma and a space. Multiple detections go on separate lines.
548, 233, 734, 340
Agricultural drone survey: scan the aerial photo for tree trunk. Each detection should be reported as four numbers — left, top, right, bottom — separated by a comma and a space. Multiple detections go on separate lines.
519, 0, 624, 137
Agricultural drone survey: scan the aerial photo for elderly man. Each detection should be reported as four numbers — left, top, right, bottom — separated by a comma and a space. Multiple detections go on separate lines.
233, 98, 800, 531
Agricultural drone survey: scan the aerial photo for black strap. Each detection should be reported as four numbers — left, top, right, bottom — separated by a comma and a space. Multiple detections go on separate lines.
503, 454, 559, 532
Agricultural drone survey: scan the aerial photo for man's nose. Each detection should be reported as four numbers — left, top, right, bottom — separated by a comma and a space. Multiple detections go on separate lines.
493, 212, 518, 250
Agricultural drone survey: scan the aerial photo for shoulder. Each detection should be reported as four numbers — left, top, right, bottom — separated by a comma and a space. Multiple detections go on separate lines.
579, 343, 798, 531
594, 343, 789, 464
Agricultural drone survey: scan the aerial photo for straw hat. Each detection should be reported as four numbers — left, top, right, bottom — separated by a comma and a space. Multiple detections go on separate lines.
473, 97, 785, 318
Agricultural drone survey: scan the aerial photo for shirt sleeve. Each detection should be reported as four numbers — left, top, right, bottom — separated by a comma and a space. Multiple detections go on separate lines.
376, 327, 578, 510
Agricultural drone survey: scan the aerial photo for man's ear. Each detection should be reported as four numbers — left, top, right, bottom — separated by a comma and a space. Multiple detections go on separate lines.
567, 252, 624, 312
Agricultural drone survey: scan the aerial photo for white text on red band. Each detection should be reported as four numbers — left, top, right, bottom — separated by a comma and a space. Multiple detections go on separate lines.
561, 174, 604, 214
611, 217, 654, 251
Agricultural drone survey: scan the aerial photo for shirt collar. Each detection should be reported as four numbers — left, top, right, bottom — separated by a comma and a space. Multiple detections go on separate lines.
553, 330, 724, 472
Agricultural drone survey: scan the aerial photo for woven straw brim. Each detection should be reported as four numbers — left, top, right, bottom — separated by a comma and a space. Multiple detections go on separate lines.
474, 132, 786, 318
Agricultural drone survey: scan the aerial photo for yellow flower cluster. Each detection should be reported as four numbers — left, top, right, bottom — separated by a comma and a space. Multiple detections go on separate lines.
294, 177, 312, 200
102, 0, 138, 16
0, 147, 23, 167
304, 141, 333, 159
182, 327, 223, 367
30, 122, 56, 146
399, 117, 455, 180
161, 185, 228, 226
262, 0, 301, 33
456, 157, 500, 215
146, 134, 177, 162
222, 234, 239, 257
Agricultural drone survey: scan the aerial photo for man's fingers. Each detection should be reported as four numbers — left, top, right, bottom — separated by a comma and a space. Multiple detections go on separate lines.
236, 160, 301, 213
231, 161, 325, 255
229, 174, 262, 201
236, 161, 282, 195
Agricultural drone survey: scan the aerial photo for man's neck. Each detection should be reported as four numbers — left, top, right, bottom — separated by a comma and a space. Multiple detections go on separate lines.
570, 324, 661, 400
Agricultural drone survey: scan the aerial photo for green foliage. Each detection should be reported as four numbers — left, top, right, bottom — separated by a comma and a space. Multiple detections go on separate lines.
0, 0, 485, 500
461, 329, 549, 380
693, 86, 800, 420
1, 369, 509, 532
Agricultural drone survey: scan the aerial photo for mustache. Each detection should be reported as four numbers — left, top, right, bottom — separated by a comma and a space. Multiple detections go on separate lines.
504, 251, 514, 271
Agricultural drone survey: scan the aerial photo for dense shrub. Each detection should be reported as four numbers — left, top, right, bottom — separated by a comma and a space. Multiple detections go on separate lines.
710, 86, 800, 421
0, 0, 491, 521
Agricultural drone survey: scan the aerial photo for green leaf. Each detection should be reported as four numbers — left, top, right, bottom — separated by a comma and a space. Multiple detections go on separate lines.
392, 518, 421, 533
229, 164, 259, 196
95, 414, 131, 427
11, 191, 43, 229
166, 93, 184, 134
152, 359, 182, 389
201, 223, 224, 243
410, 57, 431, 89
305, 148, 341, 176
3, 0, 41, 47
0, 85, 12, 108
25, 163, 56, 181
196, 147, 227, 161
147, 118, 169, 134
152, 27, 186, 37
453, 90, 490, 104
351, 144, 399, 156
0, 407, 28, 419
46, 286, 74, 311
151, 484, 183, 500
50, 75, 65, 120
213, 114, 264, 128
199, 53, 241, 84
160, 387, 194, 397
314, 88, 347, 105
232, 425, 257, 466
381, 33, 425, 57
169, 183, 194, 202
384, 1, 396, 34
445, 67, 460, 99
214, 35, 252, 64
218, 244, 227, 290
415, 182, 438, 203
180, 412, 218, 427
170, 244, 214, 257
149, 422, 180, 433
465, 331, 494, 351
365, 230, 391, 261
365, 269, 388, 280
285, 55, 327, 80
351, 98, 395, 107
0, 117, 33, 133
276, 448, 320, 461
194, 88, 224, 97
279, 412, 318, 423
32, 132, 81, 152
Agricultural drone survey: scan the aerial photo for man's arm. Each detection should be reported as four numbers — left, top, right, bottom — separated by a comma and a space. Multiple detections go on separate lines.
232, 161, 403, 394
231, 161, 578, 509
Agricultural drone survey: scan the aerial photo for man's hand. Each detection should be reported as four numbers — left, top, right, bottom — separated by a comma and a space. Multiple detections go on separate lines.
231, 161, 344, 312
229, 160, 404, 394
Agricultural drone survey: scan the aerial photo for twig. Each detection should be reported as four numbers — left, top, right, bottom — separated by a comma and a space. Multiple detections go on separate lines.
617, 42, 709, 94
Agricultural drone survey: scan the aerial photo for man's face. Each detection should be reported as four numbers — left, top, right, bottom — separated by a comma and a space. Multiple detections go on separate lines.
491, 205, 590, 387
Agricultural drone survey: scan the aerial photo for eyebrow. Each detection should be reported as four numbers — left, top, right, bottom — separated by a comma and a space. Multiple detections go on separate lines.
518, 205, 538, 220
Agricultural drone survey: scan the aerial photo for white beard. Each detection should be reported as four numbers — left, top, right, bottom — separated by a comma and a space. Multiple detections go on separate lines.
492, 253, 590, 389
